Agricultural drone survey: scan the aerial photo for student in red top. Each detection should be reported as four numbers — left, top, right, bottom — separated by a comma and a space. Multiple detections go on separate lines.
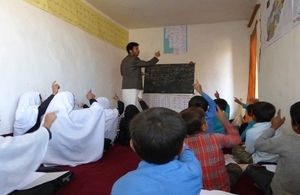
180, 106, 242, 192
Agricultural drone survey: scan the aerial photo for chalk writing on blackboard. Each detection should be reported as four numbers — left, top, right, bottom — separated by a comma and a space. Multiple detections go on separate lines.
144, 64, 194, 94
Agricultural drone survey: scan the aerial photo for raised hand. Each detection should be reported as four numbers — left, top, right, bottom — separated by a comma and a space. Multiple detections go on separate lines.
113, 93, 120, 101
214, 90, 220, 99
51, 81, 60, 95
154, 51, 160, 57
138, 97, 143, 102
193, 79, 203, 94
270, 109, 286, 130
188, 61, 195, 66
86, 91, 95, 100
234, 97, 242, 105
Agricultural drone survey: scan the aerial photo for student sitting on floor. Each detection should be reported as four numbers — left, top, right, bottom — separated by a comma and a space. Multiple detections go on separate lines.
239, 104, 256, 141
13, 81, 60, 136
188, 79, 216, 134
111, 107, 202, 195
41, 91, 106, 167
180, 106, 241, 192
232, 101, 282, 164
246, 103, 300, 195
0, 113, 56, 195
214, 90, 230, 134
233, 97, 257, 141
84, 93, 124, 150
118, 97, 149, 146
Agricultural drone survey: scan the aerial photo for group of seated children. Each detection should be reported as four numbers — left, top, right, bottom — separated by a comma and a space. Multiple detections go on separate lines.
113, 79, 300, 195
2, 79, 300, 195
12, 81, 127, 167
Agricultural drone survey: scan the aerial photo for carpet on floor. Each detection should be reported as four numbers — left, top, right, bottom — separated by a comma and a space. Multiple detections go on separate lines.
54, 143, 264, 195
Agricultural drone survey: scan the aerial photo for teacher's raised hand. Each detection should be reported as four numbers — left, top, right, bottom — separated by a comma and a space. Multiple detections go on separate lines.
155, 51, 160, 57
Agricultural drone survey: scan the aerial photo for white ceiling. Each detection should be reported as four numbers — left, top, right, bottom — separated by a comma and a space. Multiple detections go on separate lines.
85, 0, 258, 29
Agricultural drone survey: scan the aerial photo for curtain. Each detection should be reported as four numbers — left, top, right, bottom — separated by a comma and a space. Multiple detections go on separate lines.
246, 22, 257, 122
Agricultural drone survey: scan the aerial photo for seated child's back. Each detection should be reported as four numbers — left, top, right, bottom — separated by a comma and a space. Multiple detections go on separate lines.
188, 80, 216, 134
252, 102, 300, 194
232, 101, 282, 164
111, 107, 202, 195
181, 107, 241, 192
213, 98, 230, 134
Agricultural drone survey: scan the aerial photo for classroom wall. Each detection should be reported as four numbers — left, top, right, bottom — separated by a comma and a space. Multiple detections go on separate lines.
130, 21, 251, 119
0, 0, 126, 134
254, 0, 300, 134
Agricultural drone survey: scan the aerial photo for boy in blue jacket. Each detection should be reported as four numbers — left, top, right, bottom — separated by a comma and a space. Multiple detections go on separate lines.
111, 107, 202, 195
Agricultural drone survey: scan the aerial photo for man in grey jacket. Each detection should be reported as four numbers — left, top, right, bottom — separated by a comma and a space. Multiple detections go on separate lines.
120, 42, 160, 107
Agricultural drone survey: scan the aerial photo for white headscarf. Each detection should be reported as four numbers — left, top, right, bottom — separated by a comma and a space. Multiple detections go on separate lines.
14, 91, 40, 136
42, 91, 106, 167
97, 97, 119, 141
0, 128, 49, 195
97, 97, 110, 109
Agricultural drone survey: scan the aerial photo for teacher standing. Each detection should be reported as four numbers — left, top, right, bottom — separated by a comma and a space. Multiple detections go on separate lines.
120, 42, 160, 107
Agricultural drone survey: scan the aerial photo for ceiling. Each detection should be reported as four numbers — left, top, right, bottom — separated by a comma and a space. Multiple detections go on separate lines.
85, 0, 258, 29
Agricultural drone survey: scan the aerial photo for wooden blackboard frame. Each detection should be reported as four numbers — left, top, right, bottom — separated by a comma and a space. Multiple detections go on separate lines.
143, 63, 195, 94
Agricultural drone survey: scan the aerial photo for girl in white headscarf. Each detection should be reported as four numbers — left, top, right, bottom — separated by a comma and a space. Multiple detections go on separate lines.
0, 113, 56, 195
13, 81, 60, 136
42, 91, 106, 167
96, 94, 124, 143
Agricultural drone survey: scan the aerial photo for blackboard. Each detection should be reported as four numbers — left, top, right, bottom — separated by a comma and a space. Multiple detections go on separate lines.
144, 64, 195, 94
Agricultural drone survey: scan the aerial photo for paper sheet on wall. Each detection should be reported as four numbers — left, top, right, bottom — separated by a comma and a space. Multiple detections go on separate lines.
164, 26, 187, 54
142, 94, 193, 112
293, 0, 300, 27
24, 0, 128, 50
265, 0, 292, 46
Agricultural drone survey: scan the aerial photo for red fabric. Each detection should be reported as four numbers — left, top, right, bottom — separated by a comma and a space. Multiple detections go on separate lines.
185, 121, 240, 192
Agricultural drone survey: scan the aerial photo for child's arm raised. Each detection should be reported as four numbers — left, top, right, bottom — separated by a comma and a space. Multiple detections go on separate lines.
138, 97, 149, 110
234, 97, 248, 109
113, 93, 124, 115
215, 106, 240, 148
254, 109, 286, 154
193, 79, 216, 133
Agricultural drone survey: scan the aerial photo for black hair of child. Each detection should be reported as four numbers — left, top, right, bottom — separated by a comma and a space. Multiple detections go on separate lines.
180, 107, 206, 136
252, 102, 275, 122
214, 98, 228, 111
130, 107, 186, 165
290, 101, 300, 126
188, 96, 208, 112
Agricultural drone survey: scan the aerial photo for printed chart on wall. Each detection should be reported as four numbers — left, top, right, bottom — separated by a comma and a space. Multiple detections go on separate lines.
164, 26, 187, 54
24, 0, 128, 50
142, 94, 193, 113
265, 0, 292, 46
293, 0, 300, 27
